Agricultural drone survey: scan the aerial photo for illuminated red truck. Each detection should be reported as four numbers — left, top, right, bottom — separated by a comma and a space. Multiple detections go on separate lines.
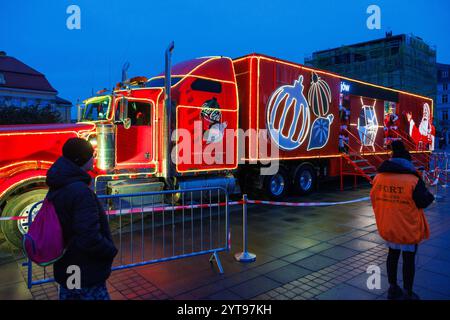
0, 53, 434, 247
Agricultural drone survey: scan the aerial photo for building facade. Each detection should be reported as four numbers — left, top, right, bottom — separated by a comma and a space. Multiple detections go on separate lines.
305, 33, 437, 101
0, 51, 72, 123
437, 63, 450, 145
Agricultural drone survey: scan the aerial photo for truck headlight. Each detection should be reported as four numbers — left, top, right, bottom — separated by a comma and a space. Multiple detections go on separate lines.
88, 136, 98, 148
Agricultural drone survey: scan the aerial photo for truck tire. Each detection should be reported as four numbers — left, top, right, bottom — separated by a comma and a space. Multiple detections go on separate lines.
293, 164, 316, 195
0, 189, 47, 249
263, 168, 289, 200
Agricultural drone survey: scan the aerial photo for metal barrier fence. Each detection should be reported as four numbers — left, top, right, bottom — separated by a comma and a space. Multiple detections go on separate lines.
24, 187, 230, 289
427, 152, 449, 200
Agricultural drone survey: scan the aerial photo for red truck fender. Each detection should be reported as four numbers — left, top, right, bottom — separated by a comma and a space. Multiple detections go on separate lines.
0, 170, 48, 210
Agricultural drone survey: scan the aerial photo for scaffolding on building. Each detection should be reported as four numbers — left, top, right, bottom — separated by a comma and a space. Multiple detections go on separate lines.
305, 34, 437, 99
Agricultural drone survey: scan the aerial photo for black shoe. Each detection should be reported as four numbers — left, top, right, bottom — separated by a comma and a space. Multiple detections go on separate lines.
387, 285, 404, 300
403, 291, 420, 300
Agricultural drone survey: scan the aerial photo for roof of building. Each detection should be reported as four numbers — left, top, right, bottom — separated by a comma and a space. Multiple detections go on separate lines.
55, 96, 72, 106
312, 34, 434, 56
0, 52, 57, 93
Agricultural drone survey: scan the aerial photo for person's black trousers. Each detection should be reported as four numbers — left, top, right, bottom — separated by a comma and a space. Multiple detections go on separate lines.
386, 245, 418, 294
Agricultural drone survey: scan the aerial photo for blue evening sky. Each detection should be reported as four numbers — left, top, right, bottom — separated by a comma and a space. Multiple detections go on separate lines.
1, 0, 449, 119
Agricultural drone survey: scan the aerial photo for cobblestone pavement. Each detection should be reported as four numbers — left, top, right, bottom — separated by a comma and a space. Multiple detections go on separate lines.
1, 180, 450, 300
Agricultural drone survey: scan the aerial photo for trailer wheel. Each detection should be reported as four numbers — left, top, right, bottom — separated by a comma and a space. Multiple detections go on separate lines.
0, 189, 47, 249
263, 168, 288, 200
293, 165, 316, 195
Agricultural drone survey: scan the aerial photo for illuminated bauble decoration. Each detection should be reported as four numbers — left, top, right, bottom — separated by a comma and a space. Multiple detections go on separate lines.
266, 75, 311, 150
306, 72, 333, 151
308, 72, 332, 117
307, 114, 334, 151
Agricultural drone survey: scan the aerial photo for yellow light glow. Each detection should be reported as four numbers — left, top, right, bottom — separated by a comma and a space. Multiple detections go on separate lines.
0, 130, 81, 137
0, 160, 53, 172
146, 74, 237, 86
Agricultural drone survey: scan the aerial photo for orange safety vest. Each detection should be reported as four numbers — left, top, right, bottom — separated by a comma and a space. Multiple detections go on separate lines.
370, 173, 430, 245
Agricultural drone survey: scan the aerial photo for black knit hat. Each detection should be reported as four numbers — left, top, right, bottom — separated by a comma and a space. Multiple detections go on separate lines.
391, 140, 412, 161
62, 138, 94, 167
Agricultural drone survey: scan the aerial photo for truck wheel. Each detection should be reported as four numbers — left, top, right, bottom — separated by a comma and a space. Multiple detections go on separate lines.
293, 165, 316, 195
0, 189, 47, 249
263, 168, 288, 200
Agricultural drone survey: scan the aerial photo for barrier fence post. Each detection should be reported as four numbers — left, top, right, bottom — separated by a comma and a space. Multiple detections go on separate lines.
435, 176, 439, 201
235, 194, 256, 263
26, 203, 33, 289
444, 153, 449, 187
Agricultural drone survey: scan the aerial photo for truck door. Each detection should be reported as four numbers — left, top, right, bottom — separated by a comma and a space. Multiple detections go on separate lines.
115, 98, 154, 168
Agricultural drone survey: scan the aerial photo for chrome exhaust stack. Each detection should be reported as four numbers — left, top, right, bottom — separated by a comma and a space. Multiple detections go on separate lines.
163, 41, 175, 187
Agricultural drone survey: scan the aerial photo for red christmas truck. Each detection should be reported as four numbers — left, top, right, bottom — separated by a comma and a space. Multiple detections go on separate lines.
0, 52, 434, 247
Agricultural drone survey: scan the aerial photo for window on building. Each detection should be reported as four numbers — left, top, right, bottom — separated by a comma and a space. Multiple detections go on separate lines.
370, 50, 382, 59
390, 46, 400, 55
318, 57, 332, 67
443, 94, 449, 104
11, 98, 20, 106
443, 110, 449, 121
354, 53, 367, 62
0, 73, 5, 85
444, 83, 448, 91
442, 70, 449, 78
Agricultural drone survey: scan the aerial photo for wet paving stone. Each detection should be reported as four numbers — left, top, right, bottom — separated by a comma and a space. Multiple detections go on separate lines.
341, 239, 379, 252
309, 232, 342, 241
414, 269, 450, 296
319, 246, 360, 261
294, 255, 338, 272
265, 265, 312, 284
316, 283, 378, 300
420, 258, 450, 278
281, 250, 316, 263
228, 276, 281, 299
5, 183, 450, 300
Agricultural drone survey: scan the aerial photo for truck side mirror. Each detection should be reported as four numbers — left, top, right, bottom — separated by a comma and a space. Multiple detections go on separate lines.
118, 97, 131, 129
123, 118, 131, 129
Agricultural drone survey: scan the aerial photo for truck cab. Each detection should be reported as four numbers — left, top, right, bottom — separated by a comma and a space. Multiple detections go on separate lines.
0, 56, 239, 247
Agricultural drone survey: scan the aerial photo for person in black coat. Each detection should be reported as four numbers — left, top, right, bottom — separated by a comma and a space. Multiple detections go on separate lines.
46, 138, 118, 300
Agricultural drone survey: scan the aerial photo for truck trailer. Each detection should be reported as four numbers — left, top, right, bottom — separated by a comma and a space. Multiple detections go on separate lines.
0, 53, 435, 247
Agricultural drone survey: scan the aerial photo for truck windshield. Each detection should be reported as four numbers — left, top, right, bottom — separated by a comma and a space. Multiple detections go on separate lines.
146, 76, 183, 88
81, 97, 110, 121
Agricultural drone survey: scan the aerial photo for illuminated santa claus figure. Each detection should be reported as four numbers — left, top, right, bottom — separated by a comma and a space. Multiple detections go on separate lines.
406, 103, 435, 151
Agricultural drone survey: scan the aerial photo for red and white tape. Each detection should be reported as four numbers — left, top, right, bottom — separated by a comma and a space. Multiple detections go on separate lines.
105, 201, 239, 216
0, 216, 27, 221
246, 197, 370, 207
0, 197, 371, 221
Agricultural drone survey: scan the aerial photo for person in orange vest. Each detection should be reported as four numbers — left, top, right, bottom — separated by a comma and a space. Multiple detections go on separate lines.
370, 140, 434, 300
